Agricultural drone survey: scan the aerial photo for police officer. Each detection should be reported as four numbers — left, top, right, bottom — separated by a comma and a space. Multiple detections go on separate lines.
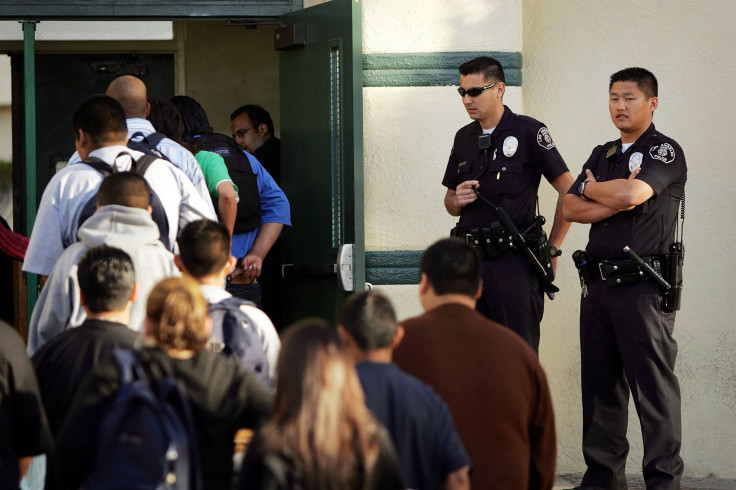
443, 56, 573, 353
563, 67, 686, 489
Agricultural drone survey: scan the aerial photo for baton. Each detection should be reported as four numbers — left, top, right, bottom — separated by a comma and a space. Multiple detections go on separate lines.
623, 245, 671, 291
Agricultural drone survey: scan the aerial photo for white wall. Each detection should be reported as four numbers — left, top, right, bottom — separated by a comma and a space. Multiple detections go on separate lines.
523, 0, 735, 479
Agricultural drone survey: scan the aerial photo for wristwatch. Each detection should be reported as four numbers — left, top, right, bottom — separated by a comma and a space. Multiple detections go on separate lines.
579, 180, 591, 200
549, 246, 562, 257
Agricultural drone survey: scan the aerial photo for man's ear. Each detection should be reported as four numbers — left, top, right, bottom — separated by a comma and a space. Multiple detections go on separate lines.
222, 255, 237, 276
79, 288, 87, 307
337, 325, 352, 345
475, 279, 483, 300
146, 205, 153, 215
145, 101, 151, 118
419, 273, 430, 295
129, 281, 139, 303
390, 325, 405, 350
174, 255, 186, 273
257, 122, 269, 136
649, 96, 659, 113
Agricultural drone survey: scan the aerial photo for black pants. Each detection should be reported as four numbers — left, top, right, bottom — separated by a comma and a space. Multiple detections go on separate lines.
580, 278, 683, 490
476, 251, 544, 352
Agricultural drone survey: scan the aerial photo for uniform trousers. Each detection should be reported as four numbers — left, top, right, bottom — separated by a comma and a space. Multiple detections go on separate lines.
580, 278, 683, 490
476, 251, 544, 352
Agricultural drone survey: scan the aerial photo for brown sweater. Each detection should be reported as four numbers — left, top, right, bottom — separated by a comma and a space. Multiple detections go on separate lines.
394, 303, 556, 490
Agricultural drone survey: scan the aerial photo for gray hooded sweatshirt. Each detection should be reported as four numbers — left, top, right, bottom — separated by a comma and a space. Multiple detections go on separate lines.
28, 205, 180, 354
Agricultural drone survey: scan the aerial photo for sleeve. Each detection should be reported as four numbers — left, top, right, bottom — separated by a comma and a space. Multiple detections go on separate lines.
1, 327, 53, 459
241, 305, 281, 382
441, 136, 461, 190
27, 257, 84, 355
530, 123, 570, 183
22, 177, 66, 276
567, 146, 603, 196
528, 364, 557, 490
247, 153, 291, 229
196, 151, 235, 200
635, 140, 687, 196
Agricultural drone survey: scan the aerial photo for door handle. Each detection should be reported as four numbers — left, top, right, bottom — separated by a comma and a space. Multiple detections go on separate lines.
281, 243, 355, 292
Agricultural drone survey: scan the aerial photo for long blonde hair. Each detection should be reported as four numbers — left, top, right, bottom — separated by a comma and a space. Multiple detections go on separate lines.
262, 319, 381, 489
145, 277, 209, 352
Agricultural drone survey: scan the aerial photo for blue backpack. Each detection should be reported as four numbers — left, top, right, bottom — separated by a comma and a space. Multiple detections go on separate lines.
83, 349, 203, 490
128, 131, 171, 162
208, 296, 273, 390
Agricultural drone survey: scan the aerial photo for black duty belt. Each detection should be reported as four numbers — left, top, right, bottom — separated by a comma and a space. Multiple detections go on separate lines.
451, 223, 511, 259
590, 256, 664, 286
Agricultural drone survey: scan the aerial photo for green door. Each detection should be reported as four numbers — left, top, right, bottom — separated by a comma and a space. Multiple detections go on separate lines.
278, 0, 364, 327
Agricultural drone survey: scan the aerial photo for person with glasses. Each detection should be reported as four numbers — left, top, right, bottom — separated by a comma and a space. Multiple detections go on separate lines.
442, 56, 574, 353
230, 105, 281, 185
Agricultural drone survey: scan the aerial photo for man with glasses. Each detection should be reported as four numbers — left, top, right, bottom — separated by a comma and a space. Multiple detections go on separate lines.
443, 56, 574, 353
230, 105, 281, 184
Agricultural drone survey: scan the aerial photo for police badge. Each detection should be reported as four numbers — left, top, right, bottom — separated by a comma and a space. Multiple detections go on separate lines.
629, 152, 643, 173
503, 136, 519, 157
649, 143, 676, 164
537, 127, 556, 150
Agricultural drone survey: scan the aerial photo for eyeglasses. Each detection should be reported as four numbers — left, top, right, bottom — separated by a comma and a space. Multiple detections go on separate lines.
457, 82, 497, 97
234, 127, 254, 137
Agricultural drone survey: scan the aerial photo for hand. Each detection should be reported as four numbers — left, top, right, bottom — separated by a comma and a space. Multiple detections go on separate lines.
628, 168, 640, 180
456, 180, 479, 207
584, 169, 597, 182
240, 254, 263, 279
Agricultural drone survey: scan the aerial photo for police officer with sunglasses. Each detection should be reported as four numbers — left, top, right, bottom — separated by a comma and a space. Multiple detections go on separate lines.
443, 56, 574, 353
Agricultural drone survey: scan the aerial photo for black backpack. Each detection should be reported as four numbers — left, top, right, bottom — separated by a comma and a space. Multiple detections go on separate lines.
83, 349, 203, 490
128, 131, 172, 162
207, 296, 273, 389
195, 133, 261, 234
78, 153, 171, 250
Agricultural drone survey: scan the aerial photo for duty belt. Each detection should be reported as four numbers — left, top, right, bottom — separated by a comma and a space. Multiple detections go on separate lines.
451, 222, 511, 259
590, 256, 664, 286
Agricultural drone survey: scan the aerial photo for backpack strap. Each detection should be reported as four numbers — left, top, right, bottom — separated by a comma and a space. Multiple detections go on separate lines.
80, 156, 115, 175
134, 153, 161, 176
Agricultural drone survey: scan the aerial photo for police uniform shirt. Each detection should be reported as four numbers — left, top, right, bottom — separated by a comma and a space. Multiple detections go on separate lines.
442, 106, 569, 231
568, 124, 686, 259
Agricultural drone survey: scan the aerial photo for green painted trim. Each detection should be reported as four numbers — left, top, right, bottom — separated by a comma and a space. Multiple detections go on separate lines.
365, 250, 422, 285
24, 21, 38, 324
363, 51, 522, 87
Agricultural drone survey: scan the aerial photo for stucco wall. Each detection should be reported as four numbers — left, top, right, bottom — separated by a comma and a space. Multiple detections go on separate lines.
523, 0, 736, 479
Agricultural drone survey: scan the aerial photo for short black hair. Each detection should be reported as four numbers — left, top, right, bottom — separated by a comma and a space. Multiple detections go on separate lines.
170, 95, 213, 140
73, 95, 128, 147
230, 104, 275, 135
97, 171, 150, 210
609, 67, 658, 98
77, 245, 135, 314
421, 238, 481, 297
339, 291, 398, 351
458, 56, 506, 84
177, 219, 231, 279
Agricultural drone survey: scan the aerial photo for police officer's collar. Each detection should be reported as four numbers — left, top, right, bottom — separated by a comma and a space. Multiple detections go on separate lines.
607, 123, 657, 163
471, 105, 515, 134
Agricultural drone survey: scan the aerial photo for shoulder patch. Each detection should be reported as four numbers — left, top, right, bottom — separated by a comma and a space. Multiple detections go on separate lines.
537, 127, 556, 150
649, 143, 676, 164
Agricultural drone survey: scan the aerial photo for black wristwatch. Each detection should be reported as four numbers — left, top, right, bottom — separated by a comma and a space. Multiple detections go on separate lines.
549, 246, 562, 257
579, 180, 591, 200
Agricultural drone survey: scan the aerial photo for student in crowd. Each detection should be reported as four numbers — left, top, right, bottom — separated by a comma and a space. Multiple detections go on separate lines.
237, 319, 403, 490
339, 290, 471, 490
32, 245, 141, 490
176, 219, 280, 384
56, 276, 273, 490
27, 171, 179, 353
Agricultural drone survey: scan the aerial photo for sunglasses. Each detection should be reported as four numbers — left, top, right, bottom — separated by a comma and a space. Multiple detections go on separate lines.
457, 82, 497, 97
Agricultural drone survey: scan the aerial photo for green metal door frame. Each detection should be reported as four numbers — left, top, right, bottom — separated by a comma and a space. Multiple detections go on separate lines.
22, 21, 37, 318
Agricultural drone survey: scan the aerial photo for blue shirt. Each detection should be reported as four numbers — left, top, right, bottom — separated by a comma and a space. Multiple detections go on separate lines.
231, 151, 291, 259
356, 361, 470, 490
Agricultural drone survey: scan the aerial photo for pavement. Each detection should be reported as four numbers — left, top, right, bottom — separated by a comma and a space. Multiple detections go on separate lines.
554, 474, 736, 489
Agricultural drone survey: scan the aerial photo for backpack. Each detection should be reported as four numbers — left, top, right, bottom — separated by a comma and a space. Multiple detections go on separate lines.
207, 296, 272, 389
83, 349, 203, 490
78, 153, 172, 250
194, 133, 262, 234
262, 450, 304, 490
128, 131, 172, 162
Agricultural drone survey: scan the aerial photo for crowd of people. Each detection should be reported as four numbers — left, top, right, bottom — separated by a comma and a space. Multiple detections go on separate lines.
0, 57, 686, 490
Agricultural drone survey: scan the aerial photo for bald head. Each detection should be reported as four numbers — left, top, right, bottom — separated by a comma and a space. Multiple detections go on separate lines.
106, 75, 148, 119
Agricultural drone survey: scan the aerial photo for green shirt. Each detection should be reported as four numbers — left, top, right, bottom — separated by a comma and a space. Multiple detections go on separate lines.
195, 150, 238, 201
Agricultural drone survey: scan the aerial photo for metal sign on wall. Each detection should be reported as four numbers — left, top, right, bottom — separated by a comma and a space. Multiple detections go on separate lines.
0, 0, 303, 20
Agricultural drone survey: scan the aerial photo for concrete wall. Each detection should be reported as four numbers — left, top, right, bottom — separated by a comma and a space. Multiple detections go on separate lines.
522, 0, 736, 479
362, 0, 736, 481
